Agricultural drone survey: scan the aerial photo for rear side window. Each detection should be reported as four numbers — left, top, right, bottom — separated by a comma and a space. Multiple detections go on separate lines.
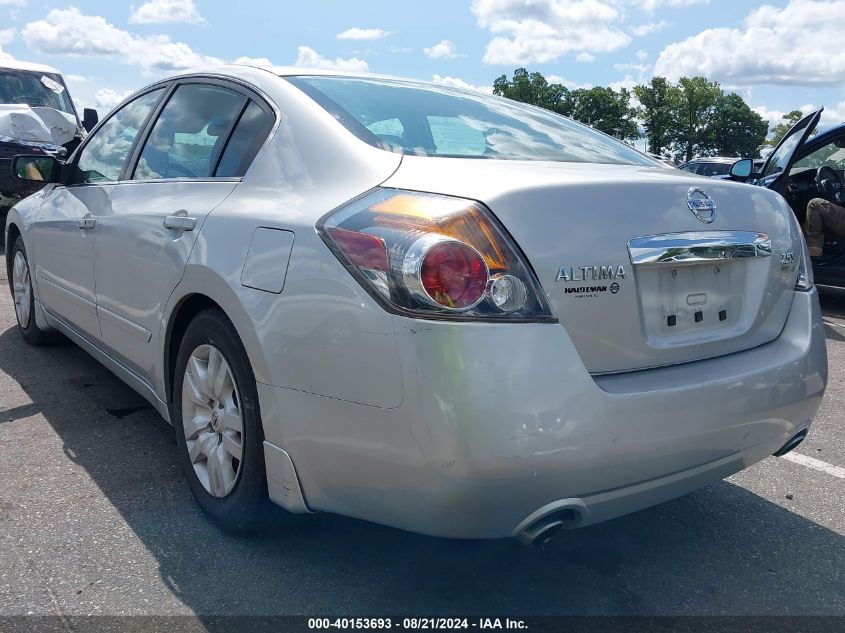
134, 83, 246, 180
75, 88, 164, 183
215, 101, 274, 177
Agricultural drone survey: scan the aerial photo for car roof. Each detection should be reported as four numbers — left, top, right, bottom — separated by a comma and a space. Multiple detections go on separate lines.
0, 59, 62, 74
163, 64, 491, 95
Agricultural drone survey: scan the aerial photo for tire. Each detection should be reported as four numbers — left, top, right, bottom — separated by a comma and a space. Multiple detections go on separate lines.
172, 308, 270, 531
8, 236, 59, 345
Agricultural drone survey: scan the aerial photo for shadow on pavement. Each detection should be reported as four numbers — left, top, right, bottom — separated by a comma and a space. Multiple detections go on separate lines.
0, 317, 843, 618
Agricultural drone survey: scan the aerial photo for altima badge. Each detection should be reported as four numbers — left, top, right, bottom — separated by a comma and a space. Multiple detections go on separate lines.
687, 187, 717, 224
555, 265, 627, 283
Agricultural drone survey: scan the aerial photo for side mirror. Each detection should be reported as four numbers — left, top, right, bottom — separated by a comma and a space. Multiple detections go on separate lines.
729, 158, 753, 180
13, 155, 60, 183
82, 107, 99, 133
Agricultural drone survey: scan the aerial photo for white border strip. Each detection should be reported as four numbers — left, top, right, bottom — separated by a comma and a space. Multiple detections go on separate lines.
783, 452, 845, 479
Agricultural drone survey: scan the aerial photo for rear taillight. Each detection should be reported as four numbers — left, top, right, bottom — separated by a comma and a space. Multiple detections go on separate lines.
788, 209, 814, 291
318, 188, 555, 321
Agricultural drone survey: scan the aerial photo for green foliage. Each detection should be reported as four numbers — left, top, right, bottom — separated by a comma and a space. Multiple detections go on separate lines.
493, 68, 639, 141
492, 68, 569, 115
566, 86, 640, 140
768, 110, 804, 147
707, 93, 769, 158
669, 77, 724, 162
493, 68, 779, 160
632, 77, 678, 156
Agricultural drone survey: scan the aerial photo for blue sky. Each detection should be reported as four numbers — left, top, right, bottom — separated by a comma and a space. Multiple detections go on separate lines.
1, 0, 844, 135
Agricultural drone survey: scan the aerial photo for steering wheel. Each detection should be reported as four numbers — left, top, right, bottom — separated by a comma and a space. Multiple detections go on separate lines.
166, 163, 198, 179
815, 165, 844, 201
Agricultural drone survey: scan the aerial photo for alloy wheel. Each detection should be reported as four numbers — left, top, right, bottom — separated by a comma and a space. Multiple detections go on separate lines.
181, 344, 244, 498
12, 251, 32, 329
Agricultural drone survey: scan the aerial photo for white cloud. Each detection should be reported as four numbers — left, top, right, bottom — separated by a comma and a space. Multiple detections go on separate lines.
636, 49, 648, 61
95, 88, 133, 110
65, 73, 88, 84
0, 27, 14, 45
233, 56, 276, 68
472, 0, 630, 65
630, 20, 669, 36
23, 7, 221, 73
293, 46, 369, 72
336, 27, 390, 41
423, 40, 465, 59
654, 0, 845, 86
614, 62, 650, 74
610, 75, 638, 91
431, 74, 492, 93
576, 52, 595, 62
547, 74, 593, 90
389, 45, 411, 53
754, 102, 845, 131
129, 0, 203, 25
0, 0, 26, 6
628, 0, 709, 12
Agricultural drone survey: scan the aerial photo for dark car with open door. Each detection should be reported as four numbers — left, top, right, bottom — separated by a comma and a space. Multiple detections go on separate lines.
728, 108, 845, 288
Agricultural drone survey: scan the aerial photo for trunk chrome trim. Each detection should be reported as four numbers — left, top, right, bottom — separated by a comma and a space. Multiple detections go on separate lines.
628, 231, 771, 266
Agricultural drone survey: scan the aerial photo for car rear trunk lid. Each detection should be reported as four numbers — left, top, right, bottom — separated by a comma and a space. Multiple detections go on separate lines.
383, 158, 802, 374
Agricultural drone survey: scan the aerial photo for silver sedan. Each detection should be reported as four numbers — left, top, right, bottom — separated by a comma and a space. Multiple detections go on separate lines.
5, 66, 827, 544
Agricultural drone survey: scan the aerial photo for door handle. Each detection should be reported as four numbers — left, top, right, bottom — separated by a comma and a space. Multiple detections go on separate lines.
77, 215, 96, 230
163, 215, 196, 231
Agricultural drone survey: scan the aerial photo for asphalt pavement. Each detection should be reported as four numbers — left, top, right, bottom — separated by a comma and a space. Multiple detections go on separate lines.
0, 252, 842, 621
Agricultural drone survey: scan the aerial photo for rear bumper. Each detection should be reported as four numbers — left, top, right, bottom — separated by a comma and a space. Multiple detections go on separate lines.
258, 289, 827, 539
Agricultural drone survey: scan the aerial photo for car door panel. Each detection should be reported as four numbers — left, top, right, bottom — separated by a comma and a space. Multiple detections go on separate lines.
94, 181, 237, 380
30, 184, 113, 340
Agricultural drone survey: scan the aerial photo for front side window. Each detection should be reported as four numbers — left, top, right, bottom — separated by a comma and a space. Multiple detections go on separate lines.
134, 84, 246, 180
762, 114, 816, 178
74, 88, 164, 184
793, 140, 845, 170
288, 76, 655, 166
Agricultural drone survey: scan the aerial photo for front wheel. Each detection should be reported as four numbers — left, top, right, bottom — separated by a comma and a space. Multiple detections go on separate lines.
172, 308, 269, 531
9, 236, 58, 345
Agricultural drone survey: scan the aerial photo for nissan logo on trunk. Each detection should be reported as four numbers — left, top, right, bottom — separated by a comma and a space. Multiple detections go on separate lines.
687, 187, 717, 224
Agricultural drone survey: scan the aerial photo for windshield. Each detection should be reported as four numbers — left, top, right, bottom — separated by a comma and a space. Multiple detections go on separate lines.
287, 76, 655, 166
0, 69, 76, 116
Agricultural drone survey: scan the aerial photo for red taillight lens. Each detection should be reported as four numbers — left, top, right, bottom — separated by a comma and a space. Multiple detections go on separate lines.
318, 188, 554, 321
420, 241, 488, 308
326, 226, 388, 272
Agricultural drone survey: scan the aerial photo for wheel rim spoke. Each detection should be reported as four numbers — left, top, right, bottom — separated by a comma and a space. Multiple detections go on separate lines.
181, 343, 243, 498
218, 408, 242, 433
12, 252, 31, 329
184, 370, 210, 409
221, 431, 242, 461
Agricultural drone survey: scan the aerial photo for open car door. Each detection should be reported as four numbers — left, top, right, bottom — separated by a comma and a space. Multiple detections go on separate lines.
757, 107, 823, 196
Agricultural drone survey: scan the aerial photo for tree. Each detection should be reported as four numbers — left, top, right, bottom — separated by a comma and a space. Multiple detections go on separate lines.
707, 93, 769, 157
633, 77, 679, 156
767, 110, 804, 147
492, 68, 569, 115
670, 76, 723, 162
566, 86, 640, 140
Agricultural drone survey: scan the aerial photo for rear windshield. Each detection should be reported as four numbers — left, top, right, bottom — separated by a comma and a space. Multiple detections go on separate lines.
287, 76, 654, 166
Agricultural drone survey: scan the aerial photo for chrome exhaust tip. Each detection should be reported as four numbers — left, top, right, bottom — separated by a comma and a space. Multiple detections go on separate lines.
774, 428, 809, 457
514, 504, 586, 547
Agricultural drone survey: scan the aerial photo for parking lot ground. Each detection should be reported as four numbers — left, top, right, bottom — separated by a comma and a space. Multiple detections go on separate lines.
0, 254, 843, 619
